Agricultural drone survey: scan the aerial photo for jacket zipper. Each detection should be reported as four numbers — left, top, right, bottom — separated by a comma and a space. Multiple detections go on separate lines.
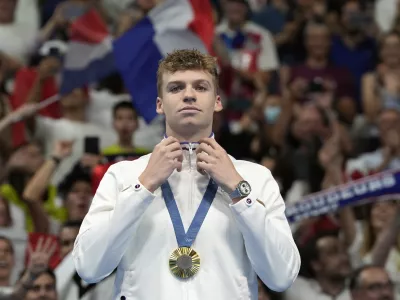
188, 143, 193, 171
188, 143, 194, 222
186, 143, 195, 300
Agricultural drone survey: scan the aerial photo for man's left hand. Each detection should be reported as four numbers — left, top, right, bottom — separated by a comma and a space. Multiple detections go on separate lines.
196, 138, 243, 194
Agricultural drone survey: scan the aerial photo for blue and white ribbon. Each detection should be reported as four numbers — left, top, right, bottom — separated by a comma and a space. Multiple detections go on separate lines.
285, 169, 400, 223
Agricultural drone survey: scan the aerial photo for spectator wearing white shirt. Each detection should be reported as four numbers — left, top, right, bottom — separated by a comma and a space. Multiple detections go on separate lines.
374, 0, 398, 34
0, 0, 38, 66
25, 57, 115, 185
216, 0, 279, 104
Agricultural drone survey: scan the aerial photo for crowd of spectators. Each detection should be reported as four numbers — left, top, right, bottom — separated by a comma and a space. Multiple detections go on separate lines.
0, 0, 399, 299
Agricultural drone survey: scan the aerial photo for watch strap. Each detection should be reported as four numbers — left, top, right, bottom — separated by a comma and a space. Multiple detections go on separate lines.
229, 188, 242, 199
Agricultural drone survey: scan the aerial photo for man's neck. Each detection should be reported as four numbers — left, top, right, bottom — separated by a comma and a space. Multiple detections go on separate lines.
343, 33, 363, 48
165, 127, 212, 143
118, 137, 134, 149
316, 276, 346, 297
228, 21, 245, 31
0, 17, 14, 25
0, 278, 10, 287
272, 0, 287, 10
63, 111, 86, 123
306, 56, 328, 69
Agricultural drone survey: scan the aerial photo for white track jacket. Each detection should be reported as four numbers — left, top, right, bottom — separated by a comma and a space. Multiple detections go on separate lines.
72, 143, 300, 300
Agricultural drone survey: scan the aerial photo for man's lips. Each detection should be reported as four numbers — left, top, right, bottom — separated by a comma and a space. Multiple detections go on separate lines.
179, 106, 201, 112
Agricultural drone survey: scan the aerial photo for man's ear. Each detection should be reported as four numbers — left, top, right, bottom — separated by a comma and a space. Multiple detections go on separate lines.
214, 95, 223, 112
156, 97, 164, 114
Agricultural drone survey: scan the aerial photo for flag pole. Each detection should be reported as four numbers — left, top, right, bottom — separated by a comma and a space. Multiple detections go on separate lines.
10, 94, 61, 123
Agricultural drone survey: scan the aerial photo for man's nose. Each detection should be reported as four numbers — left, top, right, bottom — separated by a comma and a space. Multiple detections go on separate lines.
183, 96, 196, 103
183, 85, 196, 101
380, 288, 394, 300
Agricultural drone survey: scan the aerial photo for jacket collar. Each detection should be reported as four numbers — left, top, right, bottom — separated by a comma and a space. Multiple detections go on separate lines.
162, 132, 214, 170
162, 132, 215, 150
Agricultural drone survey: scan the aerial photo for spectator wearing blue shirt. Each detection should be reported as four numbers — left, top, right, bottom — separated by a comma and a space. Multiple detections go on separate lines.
330, 0, 377, 109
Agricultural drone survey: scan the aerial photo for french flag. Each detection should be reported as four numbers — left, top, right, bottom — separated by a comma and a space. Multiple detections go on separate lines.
60, 8, 116, 95
113, 0, 215, 123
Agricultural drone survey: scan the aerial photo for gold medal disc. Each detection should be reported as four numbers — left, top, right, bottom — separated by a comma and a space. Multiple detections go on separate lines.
169, 247, 200, 279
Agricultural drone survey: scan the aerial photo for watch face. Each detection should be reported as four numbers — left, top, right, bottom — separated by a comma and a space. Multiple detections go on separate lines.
239, 181, 251, 195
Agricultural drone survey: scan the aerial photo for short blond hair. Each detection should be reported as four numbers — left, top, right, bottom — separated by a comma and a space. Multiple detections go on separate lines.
157, 49, 219, 96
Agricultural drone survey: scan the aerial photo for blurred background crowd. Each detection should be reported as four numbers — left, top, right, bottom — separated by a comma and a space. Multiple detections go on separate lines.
0, 0, 399, 299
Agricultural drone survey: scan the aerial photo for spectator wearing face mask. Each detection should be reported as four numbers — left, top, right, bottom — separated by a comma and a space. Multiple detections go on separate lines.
248, 93, 287, 189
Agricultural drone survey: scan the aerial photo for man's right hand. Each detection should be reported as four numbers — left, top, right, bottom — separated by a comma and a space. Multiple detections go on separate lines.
139, 137, 183, 193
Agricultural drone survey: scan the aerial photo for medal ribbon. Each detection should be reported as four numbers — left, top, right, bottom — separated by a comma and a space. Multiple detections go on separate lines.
161, 179, 218, 248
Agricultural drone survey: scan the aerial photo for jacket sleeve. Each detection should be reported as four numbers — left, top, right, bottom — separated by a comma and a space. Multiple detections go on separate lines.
229, 167, 301, 292
72, 162, 155, 283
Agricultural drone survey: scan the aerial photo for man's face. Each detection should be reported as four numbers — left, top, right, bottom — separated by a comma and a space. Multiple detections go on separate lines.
305, 25, 331, 58
60, 88, 87, 111
65, 181, 92, 221
24, 144, 45, 173
136, 0, 157, 12
381, 34, 400, 66
341, 2, 364, 33
10, 143, 45, 174
25, 273, 57, 300
0, 0, 16, 23
378, 110, 400, 147
292, 105, 324, 141
225, 2, 248, 26
157, 70, 222, 135
378, 110, 400, 136
352, 268, 394, 300
0, 239, 14, 283
312, 236, 351, 280
370, 201, 398, 232
59, 226, 79, 260
113, 108, 137, 139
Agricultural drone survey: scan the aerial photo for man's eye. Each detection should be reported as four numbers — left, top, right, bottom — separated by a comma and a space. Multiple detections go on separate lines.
196, 86, 207, 91
169, 86, 182, 93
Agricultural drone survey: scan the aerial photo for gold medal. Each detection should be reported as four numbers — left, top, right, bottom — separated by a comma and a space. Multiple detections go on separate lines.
169, 247, 200, 279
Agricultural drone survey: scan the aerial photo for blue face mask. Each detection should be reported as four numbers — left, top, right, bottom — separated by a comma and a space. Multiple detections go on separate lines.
264, 106, 281, 124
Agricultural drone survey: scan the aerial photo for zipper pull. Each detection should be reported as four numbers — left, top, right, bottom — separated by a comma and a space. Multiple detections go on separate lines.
188, 143, 193, 155
188, 143, 193, 170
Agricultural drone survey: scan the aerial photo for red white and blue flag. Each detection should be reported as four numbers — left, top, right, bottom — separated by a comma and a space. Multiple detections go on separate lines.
60, 0, 214, 123
60, 8, 116, 95
112, 0, 214, 123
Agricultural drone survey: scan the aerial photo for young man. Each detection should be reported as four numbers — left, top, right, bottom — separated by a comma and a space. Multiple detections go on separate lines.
101, 101, 149, 162
350, 265, 394, 300
286, 231, 352, 300
24, 269, 58, 300
73, 49, 300, 299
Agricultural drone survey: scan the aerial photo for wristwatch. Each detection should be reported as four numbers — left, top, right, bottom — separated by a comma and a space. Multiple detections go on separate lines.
229, 180, 251, 199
